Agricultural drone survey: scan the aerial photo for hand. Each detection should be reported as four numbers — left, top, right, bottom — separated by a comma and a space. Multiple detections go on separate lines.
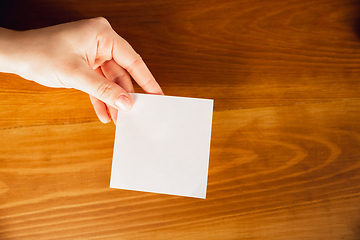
0, 17, 163, 123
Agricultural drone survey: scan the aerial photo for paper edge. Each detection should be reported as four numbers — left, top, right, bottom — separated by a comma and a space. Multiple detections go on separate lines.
110, 93, 214, 200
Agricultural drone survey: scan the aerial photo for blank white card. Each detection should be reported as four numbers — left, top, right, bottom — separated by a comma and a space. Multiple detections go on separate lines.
110, 93, 214, 199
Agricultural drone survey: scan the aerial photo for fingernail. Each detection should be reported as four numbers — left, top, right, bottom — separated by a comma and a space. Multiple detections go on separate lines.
100, 118, 111, 124
115, 94, 132, 111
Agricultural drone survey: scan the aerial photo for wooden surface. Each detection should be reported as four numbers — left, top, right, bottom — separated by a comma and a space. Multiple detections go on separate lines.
1, 0, 360, 239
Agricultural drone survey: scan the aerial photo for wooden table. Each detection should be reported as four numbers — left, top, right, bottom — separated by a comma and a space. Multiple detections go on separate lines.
1, 0, 360, 239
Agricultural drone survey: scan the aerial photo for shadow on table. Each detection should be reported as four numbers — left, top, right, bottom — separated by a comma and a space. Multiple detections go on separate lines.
353, 0, 360, 40
0, 0, 82, 30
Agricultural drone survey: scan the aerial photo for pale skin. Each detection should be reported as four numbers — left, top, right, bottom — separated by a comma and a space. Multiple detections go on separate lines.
0, 17, 164, 124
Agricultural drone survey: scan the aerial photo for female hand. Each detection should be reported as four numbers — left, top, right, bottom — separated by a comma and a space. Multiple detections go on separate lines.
0, 17, 163, 123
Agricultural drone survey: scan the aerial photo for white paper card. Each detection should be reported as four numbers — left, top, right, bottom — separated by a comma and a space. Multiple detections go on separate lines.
110, 93, 213, 199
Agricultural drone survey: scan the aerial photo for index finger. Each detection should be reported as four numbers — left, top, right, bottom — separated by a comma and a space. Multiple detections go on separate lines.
112, 34, 163, 95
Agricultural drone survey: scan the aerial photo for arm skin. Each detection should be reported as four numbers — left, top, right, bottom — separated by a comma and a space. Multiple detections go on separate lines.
0, 17, 163, 124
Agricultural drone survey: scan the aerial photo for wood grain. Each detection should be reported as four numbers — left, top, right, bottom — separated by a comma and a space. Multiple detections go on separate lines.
1, 0, 360, 239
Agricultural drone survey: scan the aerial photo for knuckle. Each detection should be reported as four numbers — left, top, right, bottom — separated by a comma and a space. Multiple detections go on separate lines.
96, 81, 114, 99
126, 55, 143, 74
81, 17, 111, 32
92, 17, 110, 27
140, 78, 155, 89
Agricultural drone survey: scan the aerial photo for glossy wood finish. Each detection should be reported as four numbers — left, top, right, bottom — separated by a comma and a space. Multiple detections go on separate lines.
1, 0, 360, 239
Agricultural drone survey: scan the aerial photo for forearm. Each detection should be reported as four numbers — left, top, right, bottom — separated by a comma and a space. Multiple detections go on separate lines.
0, 28, 18, 73
0, 27, 41, 83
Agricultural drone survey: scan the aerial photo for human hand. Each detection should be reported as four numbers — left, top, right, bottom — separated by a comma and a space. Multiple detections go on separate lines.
0, 17, 163, 123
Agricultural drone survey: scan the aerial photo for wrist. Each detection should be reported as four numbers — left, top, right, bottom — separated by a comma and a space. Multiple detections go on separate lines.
0, 28, 27, 75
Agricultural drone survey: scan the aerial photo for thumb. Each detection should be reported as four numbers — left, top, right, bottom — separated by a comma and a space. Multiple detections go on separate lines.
74, 65, 133, 111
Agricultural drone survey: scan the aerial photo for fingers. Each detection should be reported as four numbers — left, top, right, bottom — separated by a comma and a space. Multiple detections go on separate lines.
90, 95, 110, 123
90, 67, 111, 123
75, 63, 133, 114
90, 61, 135, 124
101, 60, 134, 93
101, 60, 136, 124
111, 34, 164, 95
107, 105, 118, 124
